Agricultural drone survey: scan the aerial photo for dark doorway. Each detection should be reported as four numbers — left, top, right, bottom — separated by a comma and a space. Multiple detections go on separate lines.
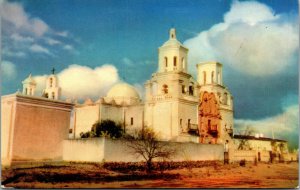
269, 151, 273, 163
224, 152, 229, 164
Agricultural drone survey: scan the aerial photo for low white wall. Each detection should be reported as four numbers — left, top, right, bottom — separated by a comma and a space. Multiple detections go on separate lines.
103, 139, 144, 162
63, 138, 105, 162
63, 138, 224, 162
171, 142, 224, 161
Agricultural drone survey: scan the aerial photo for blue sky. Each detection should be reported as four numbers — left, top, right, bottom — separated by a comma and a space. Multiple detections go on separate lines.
1, 0, 299, 149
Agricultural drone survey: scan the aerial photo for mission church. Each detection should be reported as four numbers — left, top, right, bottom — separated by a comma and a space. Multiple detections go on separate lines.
21, 28, 234, 144
2, 28, 291, 165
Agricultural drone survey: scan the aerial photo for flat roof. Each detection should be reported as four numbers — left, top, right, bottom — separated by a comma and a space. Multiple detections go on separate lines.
233, 135, 287, 142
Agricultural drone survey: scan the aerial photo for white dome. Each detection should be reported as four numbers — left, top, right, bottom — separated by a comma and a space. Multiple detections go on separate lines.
105, 83, 140, 106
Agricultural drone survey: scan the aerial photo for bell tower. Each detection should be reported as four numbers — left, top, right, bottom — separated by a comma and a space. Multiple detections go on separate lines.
196, 61, 234, 144
43, 68, 61, 100
158, 28, 188, 73
22, 74, 37, 96
144, 28, 199, 141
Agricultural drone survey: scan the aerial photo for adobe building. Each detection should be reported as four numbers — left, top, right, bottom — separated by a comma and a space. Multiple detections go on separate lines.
1, 74, 73, 166
1, 93, 73, 166
1, 28, 294, 165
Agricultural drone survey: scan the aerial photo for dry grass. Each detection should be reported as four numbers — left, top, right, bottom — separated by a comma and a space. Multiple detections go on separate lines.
2, 161, 298, 188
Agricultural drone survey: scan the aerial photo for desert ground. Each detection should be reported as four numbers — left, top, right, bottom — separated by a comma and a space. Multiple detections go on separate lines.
2, 161, 299, 188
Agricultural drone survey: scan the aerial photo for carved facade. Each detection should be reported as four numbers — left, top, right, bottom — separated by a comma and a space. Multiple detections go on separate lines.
198, 92, 221, 144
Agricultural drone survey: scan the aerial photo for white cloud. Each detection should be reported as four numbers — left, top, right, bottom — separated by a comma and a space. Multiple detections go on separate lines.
3, 48, 26, 58
56, 31, 69, 37
1, 0, 73, 58
235, 104, 299, 149
10, 33, 34, 43
0, 1, 49, 37
46, 38, 61, 45
31, 18, 49, 37
122, 57, 134, 66
30, 44, 51, 54
224, 0, 279, 25
184, 0, 298, 76
63, 45, 74, 51
1, 60, 17, 79
34, 64, 120, 100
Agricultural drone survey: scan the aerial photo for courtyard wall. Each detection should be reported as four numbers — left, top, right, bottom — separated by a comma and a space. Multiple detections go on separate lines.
1, 94, 73, 166
62, 137, 224, 162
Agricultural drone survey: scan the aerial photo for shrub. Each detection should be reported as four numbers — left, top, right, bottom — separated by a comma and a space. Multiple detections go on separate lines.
80, 120, 123, 139
239, 159, 246, 167
80, 131, 95, 138
92, 120, 123, 138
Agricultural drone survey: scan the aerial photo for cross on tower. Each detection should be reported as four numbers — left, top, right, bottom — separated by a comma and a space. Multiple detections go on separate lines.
51, 67, 55, 74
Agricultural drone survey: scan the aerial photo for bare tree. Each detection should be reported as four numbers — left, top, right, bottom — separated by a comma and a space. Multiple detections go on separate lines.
237, 126, 255, 150
126, 128, 176, 173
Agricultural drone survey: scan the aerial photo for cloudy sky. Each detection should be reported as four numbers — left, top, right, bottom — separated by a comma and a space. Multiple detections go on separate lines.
1, 0, 298, 149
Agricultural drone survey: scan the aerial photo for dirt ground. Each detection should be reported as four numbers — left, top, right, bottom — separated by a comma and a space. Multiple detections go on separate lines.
2, 161, 299, 188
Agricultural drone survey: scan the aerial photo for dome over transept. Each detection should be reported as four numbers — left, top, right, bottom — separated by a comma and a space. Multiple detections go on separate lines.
105, 82, 140, 106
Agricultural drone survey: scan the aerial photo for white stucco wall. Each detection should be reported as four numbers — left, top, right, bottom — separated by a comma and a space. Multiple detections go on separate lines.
124, 105, 144, 135
150, 101, 173, 140
178, 101, 198, 134
100, 104, 123, 123
63, 138, 105, 162
63, 138, 224, 163
74, 104, 100, 138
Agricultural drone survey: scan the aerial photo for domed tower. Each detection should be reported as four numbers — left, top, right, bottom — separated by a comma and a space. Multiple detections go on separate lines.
158, 28, 188, 73
144, 28, 199, 141
43, 68, 61, 100
22, 74, 37, 96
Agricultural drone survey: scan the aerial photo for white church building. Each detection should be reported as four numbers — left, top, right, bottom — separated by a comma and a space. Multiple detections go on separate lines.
3, 28, 292, 166
68, 28, 234, 144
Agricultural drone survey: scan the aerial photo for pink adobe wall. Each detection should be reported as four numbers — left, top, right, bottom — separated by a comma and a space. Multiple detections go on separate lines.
7, 95, 73, 162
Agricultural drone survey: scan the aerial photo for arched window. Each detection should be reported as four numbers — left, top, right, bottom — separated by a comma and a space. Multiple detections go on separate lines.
173, 56, 177, 67
164, 57, 168, 68
30, 88, 32, 95
25, 88, 28, 95
50, 78, 53, 87
223, 92, 228, 105
162, 84, 168, 94
182, 85, 186, 94
189, 85, 194, 96
203, 71, 206, 84
52, 92, 55, 99
211, 71, 214, 83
